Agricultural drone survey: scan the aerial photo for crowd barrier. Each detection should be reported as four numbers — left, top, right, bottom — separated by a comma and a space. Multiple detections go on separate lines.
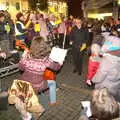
0, 52, 20, 78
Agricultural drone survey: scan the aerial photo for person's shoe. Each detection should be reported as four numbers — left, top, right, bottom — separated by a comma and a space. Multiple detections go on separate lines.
73, 69, 77, 73
49, 101, 60, 107
56, 88, 60, 91
32, 111, 45, 120
78, 72, 82, 76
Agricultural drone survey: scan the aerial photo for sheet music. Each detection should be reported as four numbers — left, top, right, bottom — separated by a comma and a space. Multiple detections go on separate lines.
81, 101, 92, 117
49, 47, 67, 64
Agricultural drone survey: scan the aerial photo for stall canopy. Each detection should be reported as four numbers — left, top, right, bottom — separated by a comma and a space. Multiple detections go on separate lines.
86, 0, 113, 10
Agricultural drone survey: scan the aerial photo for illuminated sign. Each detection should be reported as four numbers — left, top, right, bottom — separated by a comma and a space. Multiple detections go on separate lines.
88, 13, 113, 19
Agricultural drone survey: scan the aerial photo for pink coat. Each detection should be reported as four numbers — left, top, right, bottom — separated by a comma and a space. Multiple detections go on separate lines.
19, 57, 61, 92
39, 20, 49, 38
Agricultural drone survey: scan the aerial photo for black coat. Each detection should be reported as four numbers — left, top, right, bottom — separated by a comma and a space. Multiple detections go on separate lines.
0, 22, 8, 41
70, 26, 89, 48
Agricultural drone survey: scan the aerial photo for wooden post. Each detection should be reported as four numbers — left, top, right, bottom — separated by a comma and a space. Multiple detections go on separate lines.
113, 0, 119, 20
82, 0, 88, 20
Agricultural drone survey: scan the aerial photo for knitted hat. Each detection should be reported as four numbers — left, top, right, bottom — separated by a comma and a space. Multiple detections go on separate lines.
16, 12, 23, 20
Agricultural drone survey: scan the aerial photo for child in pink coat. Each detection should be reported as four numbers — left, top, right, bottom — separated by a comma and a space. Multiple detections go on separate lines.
86, 44, 101, 86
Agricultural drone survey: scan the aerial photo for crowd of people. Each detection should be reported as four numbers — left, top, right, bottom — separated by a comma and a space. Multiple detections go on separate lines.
81, 18, 120, 120
0, 9, 120, 120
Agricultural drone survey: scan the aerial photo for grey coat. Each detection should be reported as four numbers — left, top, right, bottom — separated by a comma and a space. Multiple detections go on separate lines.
92, 54, 120, 102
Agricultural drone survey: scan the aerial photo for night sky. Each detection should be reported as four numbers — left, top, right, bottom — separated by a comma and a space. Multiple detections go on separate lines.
67, 0, 83, 17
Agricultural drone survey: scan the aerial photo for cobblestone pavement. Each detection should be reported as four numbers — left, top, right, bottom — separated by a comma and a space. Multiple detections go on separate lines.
0, 54, 92, 120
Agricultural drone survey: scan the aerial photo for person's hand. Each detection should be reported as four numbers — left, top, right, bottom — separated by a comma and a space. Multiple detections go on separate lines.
59, 62, 63, 66
24, 31, 28, 34
22, 49, 30, 58
22, 50, 27, 58
15, 97, 25, 112
69, 41, 73, 45
0, 52, 6, 59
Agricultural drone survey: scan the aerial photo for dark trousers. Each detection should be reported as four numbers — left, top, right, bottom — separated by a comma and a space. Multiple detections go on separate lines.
0, 40, 10, 54
59, 34, 70, 48
9, 34, 15, 50
72, 46, 84, 73
59, 33, 64, 48
52, 34, 59, 46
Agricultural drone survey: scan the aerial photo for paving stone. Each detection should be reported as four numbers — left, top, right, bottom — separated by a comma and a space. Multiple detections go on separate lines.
0, 55, 92, 120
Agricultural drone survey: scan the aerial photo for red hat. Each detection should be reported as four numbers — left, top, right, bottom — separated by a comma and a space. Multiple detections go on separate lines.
16, 12, 23, 20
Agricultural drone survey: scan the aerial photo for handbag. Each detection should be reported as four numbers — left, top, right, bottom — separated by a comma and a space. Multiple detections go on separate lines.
43, 69, 56, 80
8, 80, 44, 113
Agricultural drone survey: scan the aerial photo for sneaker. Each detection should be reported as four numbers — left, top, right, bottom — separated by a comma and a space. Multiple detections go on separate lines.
73, 69, 77, 73
56, 88, 59, 91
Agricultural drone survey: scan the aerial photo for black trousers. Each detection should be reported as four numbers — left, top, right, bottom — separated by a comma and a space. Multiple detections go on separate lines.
59, 34, 70, 48
72, 46, 84, 73
52, 34, 59, 46
59, 33, 64, 48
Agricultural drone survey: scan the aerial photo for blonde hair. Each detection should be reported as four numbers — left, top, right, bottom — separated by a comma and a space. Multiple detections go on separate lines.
92, 88, 119, 120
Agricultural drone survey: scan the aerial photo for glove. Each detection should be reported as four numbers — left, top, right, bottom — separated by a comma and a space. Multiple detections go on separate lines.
80, 43, 86, 52
55, 19, 62, 25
